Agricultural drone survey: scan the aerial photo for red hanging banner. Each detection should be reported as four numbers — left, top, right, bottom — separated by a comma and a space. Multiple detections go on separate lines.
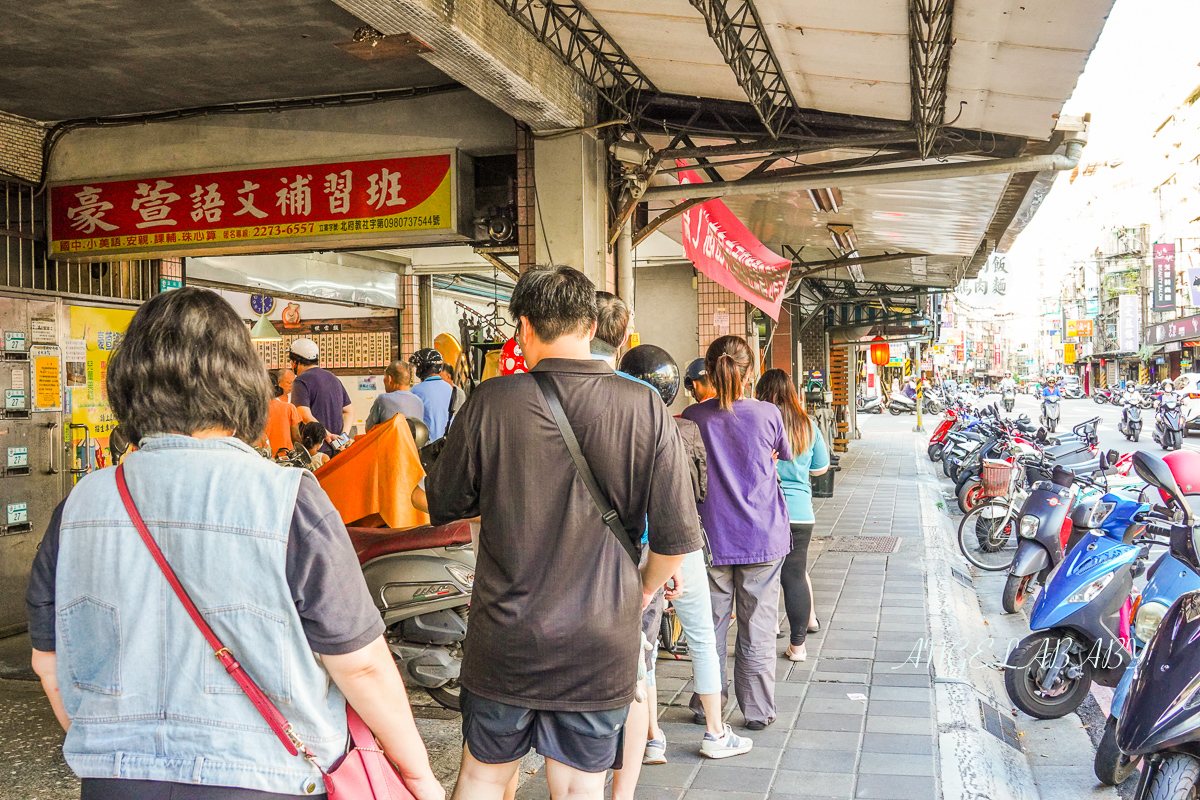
677, 166, 791, 320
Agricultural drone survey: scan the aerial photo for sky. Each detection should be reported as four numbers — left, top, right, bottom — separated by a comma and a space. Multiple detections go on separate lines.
998, 0, 1200, 314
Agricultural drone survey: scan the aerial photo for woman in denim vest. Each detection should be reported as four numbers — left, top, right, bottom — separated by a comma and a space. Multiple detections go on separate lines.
26, 288, 443, 800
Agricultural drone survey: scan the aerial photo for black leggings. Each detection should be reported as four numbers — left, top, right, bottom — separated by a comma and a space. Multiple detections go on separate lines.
781, 522, 815, 646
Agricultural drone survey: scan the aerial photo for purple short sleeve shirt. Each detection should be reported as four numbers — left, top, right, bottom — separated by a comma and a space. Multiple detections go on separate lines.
681, 398, 793, 566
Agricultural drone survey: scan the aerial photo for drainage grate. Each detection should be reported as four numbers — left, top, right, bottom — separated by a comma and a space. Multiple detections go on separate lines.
951, 568, 974, 588
826, 536, 902, 554
979, 699, 1021, 751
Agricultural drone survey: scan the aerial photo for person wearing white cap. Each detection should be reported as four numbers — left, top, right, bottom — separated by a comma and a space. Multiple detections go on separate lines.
288, 337, 352, 455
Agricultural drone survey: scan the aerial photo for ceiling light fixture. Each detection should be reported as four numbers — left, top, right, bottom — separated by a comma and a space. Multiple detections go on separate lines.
250, 313, 282, 342
827, 223, 857, 254
807, 188, 842, 214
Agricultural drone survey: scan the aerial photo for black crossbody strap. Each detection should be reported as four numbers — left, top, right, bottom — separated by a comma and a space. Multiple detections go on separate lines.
532, 371, 639, 565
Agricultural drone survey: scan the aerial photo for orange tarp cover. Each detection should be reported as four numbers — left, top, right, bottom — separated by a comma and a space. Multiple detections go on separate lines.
315, 415, 429, 529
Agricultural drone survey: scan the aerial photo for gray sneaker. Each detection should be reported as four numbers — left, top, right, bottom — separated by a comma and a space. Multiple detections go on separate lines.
643, 738, 667, 764
700, 724, 754, 759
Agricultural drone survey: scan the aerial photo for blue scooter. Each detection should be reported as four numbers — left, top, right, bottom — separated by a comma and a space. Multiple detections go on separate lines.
1095, 548, 1200, 784
1004, 490, 1150, 719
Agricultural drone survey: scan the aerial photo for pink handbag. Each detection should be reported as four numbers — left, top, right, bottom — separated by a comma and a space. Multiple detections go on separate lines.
116, 464, 415, 799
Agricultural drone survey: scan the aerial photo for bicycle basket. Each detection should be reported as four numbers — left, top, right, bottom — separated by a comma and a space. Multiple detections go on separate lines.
980, 459, 1017, 497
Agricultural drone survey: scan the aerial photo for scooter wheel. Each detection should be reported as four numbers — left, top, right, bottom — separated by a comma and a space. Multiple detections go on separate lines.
889, 404, 904, 416
427, 680, 462, 711
1094, 715, 1140, 786
1002, 573, 1035, 614
927, 443, 944, 462
958, 479, 985, 515
1004, 631, 1093, 719
1132, 431, 1140, 443
1143, 754, 1200, 800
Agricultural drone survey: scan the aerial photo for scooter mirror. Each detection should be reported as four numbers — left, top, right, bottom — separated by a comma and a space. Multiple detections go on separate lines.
1106, 449, 1121, 468
1132, 451, 1192, 525
1098, 451, 1108, 471
1018, 414, 1030, 422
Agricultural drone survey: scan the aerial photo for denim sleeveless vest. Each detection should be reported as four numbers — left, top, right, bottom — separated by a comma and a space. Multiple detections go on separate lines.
55, 435, 347, 794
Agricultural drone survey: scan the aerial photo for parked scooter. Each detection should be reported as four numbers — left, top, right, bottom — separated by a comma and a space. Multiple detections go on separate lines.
857, 393, 884, 414
1001, 457, 1119, 614
1042, 395, 1062, 433
348, 522, 475, 710
1120, 390, 1144, 443
1004, 491, 1149, 719
888, 391, 917, 415
1154, 390, 1186, 451
1113, 452, 1200, 800
1094, 450, 1200, 785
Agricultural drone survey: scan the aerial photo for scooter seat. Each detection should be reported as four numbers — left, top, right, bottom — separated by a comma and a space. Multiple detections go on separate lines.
348, 521, 473, 564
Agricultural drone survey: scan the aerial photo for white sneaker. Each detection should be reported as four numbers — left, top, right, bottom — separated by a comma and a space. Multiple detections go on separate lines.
643, 738, 667, 764
786, 643, 807, 662
700, 724, 754, 759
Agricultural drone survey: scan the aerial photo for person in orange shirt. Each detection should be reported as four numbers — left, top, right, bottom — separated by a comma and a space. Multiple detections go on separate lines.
263, 368, 302, 455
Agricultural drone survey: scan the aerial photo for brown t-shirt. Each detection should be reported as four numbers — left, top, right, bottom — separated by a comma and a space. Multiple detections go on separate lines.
427, 358, 703, 711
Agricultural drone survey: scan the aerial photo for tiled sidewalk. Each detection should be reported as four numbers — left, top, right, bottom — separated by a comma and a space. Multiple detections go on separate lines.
629, 432, 937, 800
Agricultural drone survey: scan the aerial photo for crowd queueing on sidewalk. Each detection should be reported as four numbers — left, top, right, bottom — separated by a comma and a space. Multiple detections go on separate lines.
24, 265, 831, 800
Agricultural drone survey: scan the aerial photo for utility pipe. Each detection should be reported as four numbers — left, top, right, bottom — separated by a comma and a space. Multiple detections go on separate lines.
643, 136, 1087, 203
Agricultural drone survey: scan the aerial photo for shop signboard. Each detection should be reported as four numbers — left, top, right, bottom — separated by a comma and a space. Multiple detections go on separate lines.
1118, 293, 1141, 351
678, 166, 791, 320
1065, 319, 1094, 338
1064, 342, 1076, 363
1188, 267, 1200, 308
1145, 312, 1200, 346
68, 306, 135, 461
49, 151, 470, 260
1153, 243, 1177, 312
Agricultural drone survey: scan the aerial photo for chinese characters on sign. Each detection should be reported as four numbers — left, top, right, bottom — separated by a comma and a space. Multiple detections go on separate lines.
678, 165, 792, 320
1144, 311, 1200, 346
1153, 243, 1177, 312
954, 253, 1007, 309
1065, 319, 1094, 338
1118, 293, 1140, 351
50, 153, 456, 258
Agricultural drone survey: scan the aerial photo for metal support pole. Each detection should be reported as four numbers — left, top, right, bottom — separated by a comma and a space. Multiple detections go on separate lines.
617, 217, 635, 311
913, 383, 925, 433
418, 275, 433, 349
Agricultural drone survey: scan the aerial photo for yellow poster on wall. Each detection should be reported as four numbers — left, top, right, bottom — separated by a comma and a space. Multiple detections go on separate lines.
69, 306, 135, 468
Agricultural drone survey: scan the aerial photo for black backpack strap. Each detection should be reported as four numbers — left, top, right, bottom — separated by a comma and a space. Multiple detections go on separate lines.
532, 371, 640, 565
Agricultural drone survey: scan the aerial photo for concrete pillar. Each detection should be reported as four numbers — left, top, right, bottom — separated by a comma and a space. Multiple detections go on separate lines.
533, 133, 609, 289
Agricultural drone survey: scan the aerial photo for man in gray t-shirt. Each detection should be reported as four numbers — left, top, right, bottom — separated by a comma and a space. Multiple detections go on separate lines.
365, 360, 425, 432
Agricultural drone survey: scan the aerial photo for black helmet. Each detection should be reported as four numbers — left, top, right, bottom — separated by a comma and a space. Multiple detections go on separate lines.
618, 345, 680, 406
409, 348, 444, 378
683, 358, 707, 393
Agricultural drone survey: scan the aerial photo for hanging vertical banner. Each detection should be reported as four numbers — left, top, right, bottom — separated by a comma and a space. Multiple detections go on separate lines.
677, 166, 791, 320
1187, 267, 1200, 308
1153, 243, 1177, 312
1118, 293, 1141, 351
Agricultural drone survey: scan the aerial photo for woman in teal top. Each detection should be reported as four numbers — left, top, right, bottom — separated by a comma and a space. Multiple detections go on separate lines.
755, 369, 830, 663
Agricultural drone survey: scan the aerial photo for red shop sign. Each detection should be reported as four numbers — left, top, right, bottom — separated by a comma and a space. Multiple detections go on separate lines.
677, 164, 791, 320
49, 151, 466, 260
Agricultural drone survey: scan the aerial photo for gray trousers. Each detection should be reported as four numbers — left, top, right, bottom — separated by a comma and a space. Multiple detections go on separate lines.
690, 558, 784, 726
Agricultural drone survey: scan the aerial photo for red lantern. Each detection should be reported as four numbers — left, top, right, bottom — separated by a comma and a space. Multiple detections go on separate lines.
869, 337, 890, 367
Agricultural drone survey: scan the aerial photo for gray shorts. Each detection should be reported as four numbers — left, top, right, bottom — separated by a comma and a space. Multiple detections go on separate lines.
461, 688, 629, 773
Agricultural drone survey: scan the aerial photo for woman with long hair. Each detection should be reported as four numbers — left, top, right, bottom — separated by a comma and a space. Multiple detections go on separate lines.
681, 335, 792, 731
755, 369, 830, 662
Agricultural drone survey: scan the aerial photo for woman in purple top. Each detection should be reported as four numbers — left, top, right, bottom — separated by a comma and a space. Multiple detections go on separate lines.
682, 335, 792, 730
